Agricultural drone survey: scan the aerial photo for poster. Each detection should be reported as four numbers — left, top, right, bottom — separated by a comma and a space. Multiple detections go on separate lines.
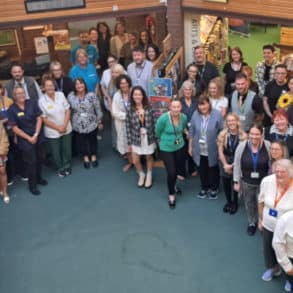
34, 36, 49, 54
53, 30, 71, 51
149, 78, 172, 117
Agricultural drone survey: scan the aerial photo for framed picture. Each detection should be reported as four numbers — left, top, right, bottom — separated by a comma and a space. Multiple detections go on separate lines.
0, 30, 16, 46
149, 78, 172, 117
25, 0, 85, 13
34, 37, 49, 54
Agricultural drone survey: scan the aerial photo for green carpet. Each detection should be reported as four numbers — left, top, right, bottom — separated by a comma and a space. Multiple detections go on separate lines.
0, 123, 285, 293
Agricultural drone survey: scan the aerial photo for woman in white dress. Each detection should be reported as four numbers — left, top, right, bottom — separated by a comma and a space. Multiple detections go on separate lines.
208, 77, 228, 117
112, 74, 133, 172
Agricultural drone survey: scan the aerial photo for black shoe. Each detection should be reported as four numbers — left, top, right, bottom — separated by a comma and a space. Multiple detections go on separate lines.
168, 199, 176, 209
84, 162, 90, 169
247, 224, 257, 236
91, 160, 99, 168
229, 203, 238, 214
29, 187, 41, 196
37, 178, 48, 186
223, 203, 231, 213
174, 186, 182, 195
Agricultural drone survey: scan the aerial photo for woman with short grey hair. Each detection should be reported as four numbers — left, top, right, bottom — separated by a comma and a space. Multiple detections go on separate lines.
258, 159, 293, 283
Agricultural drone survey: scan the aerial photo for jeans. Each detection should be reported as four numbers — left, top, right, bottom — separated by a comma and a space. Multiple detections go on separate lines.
222, 176, 238, 206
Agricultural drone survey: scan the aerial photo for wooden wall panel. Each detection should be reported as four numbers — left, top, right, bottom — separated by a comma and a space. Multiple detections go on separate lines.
182, 0, 293, 24
1, 0, 164, 28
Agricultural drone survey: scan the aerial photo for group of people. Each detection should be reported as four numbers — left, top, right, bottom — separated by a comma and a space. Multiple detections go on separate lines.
0, 21, 293, 291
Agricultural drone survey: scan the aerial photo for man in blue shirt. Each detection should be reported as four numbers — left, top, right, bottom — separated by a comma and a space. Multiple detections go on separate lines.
71, 31, 99, 65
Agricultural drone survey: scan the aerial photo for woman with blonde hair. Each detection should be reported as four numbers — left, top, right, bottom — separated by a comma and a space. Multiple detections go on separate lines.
218, 113, 247, 214
208, 77, 228, 117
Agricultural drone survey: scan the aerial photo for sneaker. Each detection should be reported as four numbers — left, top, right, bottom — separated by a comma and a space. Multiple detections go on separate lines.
21, 176, 29, 181
3, 196, 10, 204
137, 172, 145, 187
197, 190, 207, 199
58, 170, 66, 178
208, 190, 218, 200
7, 180, 14, 186
247, 223, 257, 236
285, 280, 292, 292
262, 269, 274, 281
64, 168, 72, 176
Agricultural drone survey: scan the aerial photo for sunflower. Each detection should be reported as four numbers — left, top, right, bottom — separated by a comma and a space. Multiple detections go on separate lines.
277, 93, 293, 109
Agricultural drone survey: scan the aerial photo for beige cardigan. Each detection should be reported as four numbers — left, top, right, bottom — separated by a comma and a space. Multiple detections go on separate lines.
0, 121, 9, 156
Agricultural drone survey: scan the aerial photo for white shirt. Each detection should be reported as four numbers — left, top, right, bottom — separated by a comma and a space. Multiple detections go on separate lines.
210, 97, 228, 113
39, 91, 72, 138
273, 210, 293, 272
258, 174, 293, 232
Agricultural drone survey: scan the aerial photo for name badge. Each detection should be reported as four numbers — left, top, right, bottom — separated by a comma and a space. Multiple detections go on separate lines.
187, 122, 191, 128
47, 105, 54, 110
239, 115, 246, 121
250, 172, 259, 179
199, 139, 206, 144
80, 112, 88, 117
269, 208, 278, 217
17, 112, 25, 117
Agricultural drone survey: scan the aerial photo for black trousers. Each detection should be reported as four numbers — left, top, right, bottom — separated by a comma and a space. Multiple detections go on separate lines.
160, 147, 185, 195
22, 143, 44, 189
75, 128, 98, 157
198, 155, 219, 191
263, 227, 278, 269
184, 138, 196, 176
222, 176, 238, 205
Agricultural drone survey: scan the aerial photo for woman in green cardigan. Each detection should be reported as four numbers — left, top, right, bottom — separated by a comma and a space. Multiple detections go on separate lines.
155, 98, 187, 209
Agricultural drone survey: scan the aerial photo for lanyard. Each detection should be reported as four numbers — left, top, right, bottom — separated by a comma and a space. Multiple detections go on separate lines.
135, 62, 146, 81
121, 93, 130, 111
169, 112, 180, 139
201, 115, 209, 136
274, 180, 293, 207
228, 134, 239, 153
274, 133, 288, 142
198, 63, 206, 80
248, 142, 260, 172
54, 78, 63, 92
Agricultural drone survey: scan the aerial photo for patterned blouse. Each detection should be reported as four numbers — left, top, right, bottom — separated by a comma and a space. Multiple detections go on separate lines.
68, 92, 103, 134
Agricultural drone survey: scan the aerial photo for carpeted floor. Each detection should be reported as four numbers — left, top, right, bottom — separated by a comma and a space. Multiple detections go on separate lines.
0, 121, 286, 293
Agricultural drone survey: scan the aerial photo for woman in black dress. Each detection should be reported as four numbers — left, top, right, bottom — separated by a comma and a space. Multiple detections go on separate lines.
97, 22, 111, 72
223, 46, 247, 97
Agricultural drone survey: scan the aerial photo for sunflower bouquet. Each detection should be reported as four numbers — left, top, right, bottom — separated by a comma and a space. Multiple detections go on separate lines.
277, 92, 293, 109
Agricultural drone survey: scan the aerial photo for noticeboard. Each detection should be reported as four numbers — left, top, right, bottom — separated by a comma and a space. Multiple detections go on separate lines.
25, 0, 85, 14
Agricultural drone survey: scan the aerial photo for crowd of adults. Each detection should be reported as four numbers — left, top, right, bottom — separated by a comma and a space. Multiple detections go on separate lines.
0, 21, 293, 292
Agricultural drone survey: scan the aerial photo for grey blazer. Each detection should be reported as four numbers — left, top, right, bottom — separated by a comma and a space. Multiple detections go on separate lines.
189, 109, 224, 167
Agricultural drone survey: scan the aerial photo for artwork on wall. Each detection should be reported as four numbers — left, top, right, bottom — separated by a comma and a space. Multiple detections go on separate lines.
0, 30, 16, 46
34, 36, 49, 54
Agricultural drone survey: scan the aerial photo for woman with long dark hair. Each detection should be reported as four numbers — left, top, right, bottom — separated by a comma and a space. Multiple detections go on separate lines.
126, 86, 156, 188
68, 78, 103, 169
97, 22, 111, 72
